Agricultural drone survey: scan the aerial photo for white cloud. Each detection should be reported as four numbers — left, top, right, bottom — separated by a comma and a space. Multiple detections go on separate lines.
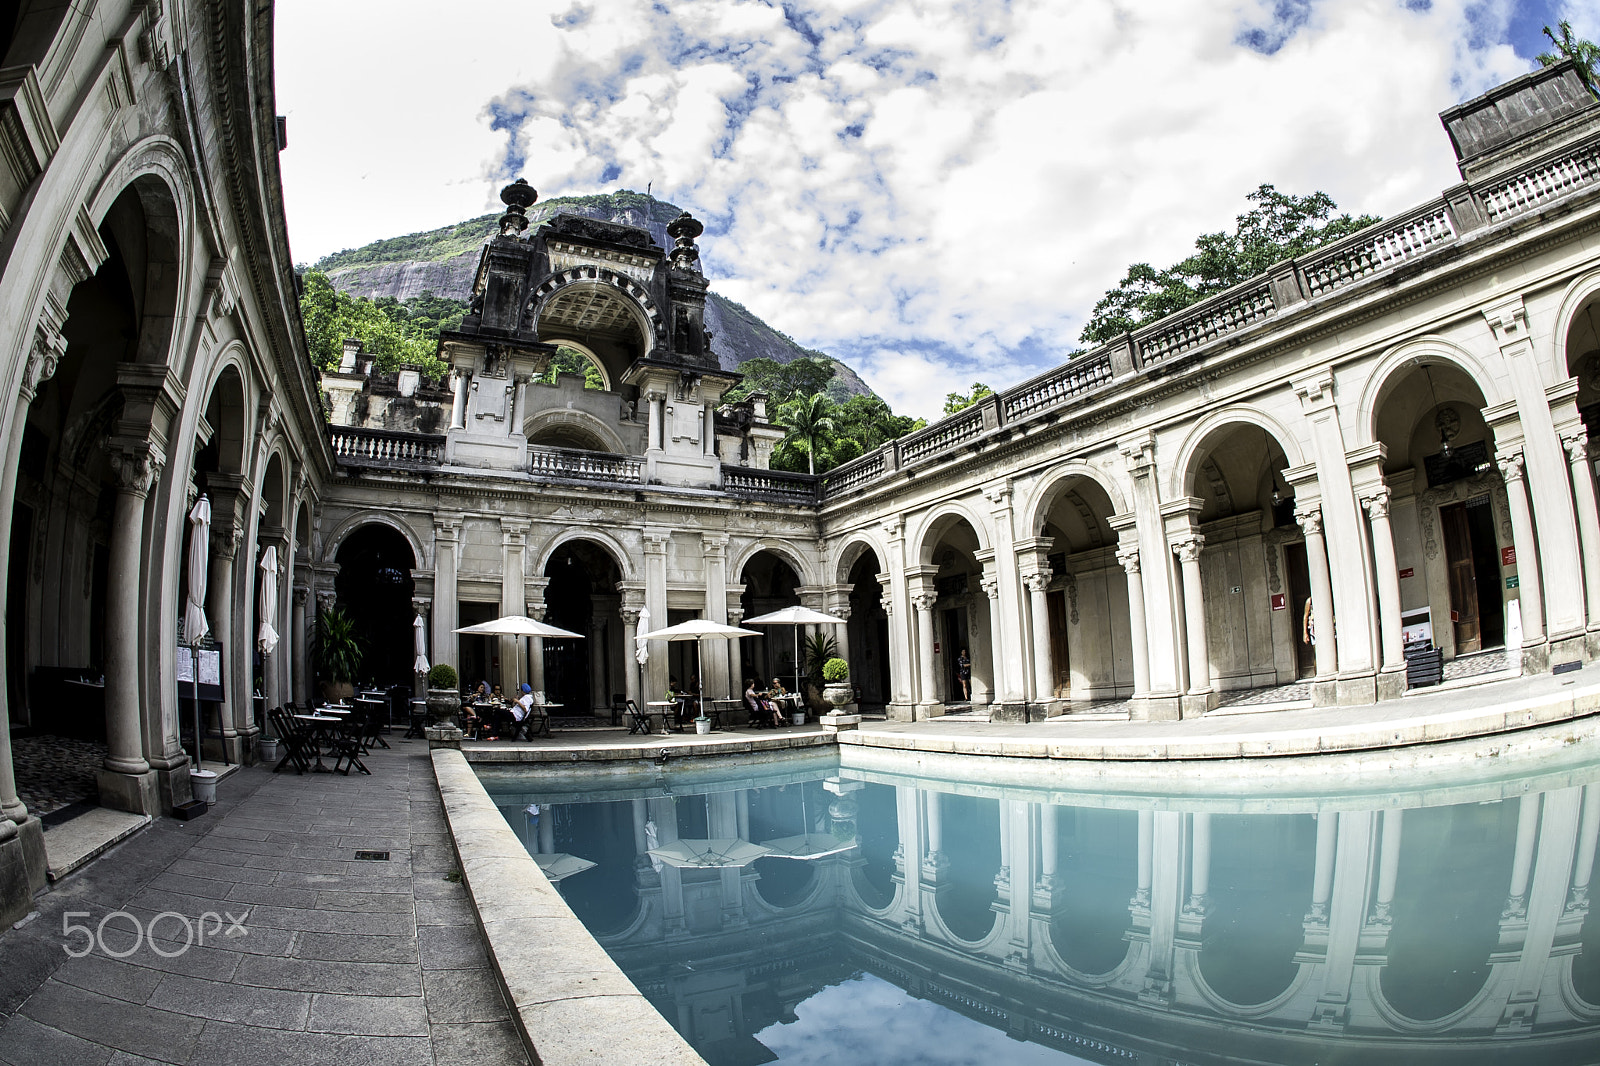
277, 0, 1550, 417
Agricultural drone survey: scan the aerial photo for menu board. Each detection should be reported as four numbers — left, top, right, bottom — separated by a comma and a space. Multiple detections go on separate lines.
176, 643, 225, 702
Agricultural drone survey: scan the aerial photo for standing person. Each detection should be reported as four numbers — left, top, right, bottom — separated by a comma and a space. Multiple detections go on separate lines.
957, 648, 971, 701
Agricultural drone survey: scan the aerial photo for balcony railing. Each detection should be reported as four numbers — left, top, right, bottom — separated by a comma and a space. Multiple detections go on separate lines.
528, 445, 643, 486
328, 425, 444, 466
724, 465, 818, 503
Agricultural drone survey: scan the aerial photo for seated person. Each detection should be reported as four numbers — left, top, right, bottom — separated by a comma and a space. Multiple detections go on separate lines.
459, 702, 481, 739
745, 678, 781, 727
475, 679, 491, 702
506, 683, 536, 738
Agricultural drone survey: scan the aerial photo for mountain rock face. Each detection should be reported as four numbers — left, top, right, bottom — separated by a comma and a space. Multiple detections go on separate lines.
314, 192, 872, 397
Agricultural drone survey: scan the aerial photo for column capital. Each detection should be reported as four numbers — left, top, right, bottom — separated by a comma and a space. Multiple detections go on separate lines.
642, 527, 673, 553
981, 480, 1012, 509
21, 294, 67, 402
910, 591, 938, 613
1565, 434, 1591, 464
525, 602, 546, 621
209, 525, 241, 561
700, 532, 729, 555
316, 590, 337, 614
1295, 504, 1324, 537
727, 606, 744, 623
1497, 450, 1526, 484
980, 574, 1001, 600
434, 512, 463, 539
293, 586, 309, 606
1171, 534, 1205, 564
499, 517, 532, 544
1022, 571, 1052, 594
1482, 294, 1528, 343
879, 514, 905, 540
1360, 488, 1392, 520
620, 606, 642, 625
411, 597, 431, 615
1292, 369, 1336, 409
108, 442, 165, 497
1119, 433, 1155, 474
1116, 545, 1141, 575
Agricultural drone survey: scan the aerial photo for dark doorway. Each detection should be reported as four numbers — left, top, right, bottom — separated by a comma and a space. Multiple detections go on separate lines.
333, 526, 416, 689
1283, 543, 1315, 679
1047, 589, 1070, 697
6, 502, 29, 726
1441, 500, 1505, 653
458, 601, 498, 691
542, 542, 620, 716
846, 550, 890, 711
941, 606, 968, 703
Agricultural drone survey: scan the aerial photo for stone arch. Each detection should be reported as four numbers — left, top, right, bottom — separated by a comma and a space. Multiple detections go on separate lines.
542, 339, 614, 391
195, 358, 249, 479
1021, 459, 1130, 538
1547, 270, 1600, 384
523, 408, 627, 453
258, 448, 291, 530
908, 500, 993, 566
323, 511, 427, 568
532, 527, 635, 582
1356, 337, 1510, 448
830, 531, 889, 585
731, 538, 818, 589
528, 268, 664, 354
1168, 407, 1309, 503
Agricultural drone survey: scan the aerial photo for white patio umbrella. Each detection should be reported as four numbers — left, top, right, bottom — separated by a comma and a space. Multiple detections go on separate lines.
534, 852, 598, 882
413, 613, 429, 674
183, 497, 211, 770
453, 615, 583, 695
759, 833, 858, 861
741, 604, 844, 693
635, 618, 761, 719
256, 545, 279, 656
634, 605, 650, 665
647, 838, 772, 869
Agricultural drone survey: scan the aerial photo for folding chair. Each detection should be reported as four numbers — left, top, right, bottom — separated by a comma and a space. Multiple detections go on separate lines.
269, 709, 312, 774
329, 719, 370, 775
625, 699, 651, 735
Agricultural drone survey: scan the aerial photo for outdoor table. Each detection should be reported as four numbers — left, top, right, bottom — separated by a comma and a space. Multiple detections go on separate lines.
354, 697, 390, 748
646, 700, 678, 734
293, 714, 343, 772
708, 699, 741, 730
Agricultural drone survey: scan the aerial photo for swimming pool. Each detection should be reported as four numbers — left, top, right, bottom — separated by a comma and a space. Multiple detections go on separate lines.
477, 747, 1600, 1065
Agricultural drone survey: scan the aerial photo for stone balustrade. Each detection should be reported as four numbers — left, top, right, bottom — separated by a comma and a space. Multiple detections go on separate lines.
328, 425, 445, 466
527, 445, 643, 486
724, 465, 818, 503
1299, 201, 1455, 298
1479, 140, 1600, 221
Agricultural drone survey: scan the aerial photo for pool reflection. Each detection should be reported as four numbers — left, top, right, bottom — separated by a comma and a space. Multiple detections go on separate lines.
487, 765, 1600, 1066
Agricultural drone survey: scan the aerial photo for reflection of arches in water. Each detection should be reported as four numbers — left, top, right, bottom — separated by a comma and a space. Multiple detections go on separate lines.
753, 857, 817, 908
556, 800, 639, 937
333, 525, 416, 687
1048, 807, 1137, 975
936, 794, 999, 942
1197, 814, 1315, 1007
747, 781, 824, 908
1380, 801, 1517, 1021
853, 783, 899, 908
1573, 830, 1600, 1005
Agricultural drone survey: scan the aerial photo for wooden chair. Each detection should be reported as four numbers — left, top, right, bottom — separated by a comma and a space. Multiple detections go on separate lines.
269, 709, 312, 774
329, 719, 370, 775
625, 699, 652, 735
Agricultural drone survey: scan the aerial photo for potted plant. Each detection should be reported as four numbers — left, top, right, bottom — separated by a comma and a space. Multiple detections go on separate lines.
822, 657, 853, 710
314, 606, 362, 701
426, 663, 461, 727
803, 632, 839, 713
257, 734, 279, 763
694, 714, 712, 735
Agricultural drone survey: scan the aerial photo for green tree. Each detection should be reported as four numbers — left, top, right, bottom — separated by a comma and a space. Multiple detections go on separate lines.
777, 393, 837, 475
1079, 185, 1380, 346
834, 395, 923, 450
543, 347, 606, 390
297, 270, 447, 377
1539, 21, 1600, 88
726, 355, 837, 405
943, 382, 993, 415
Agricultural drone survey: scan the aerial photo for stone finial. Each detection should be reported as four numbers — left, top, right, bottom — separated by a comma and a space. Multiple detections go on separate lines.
667, 211, 703, 272
498, 178, 539, 236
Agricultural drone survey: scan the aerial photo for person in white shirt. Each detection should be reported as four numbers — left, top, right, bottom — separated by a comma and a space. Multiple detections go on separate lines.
512, 683, 536, 739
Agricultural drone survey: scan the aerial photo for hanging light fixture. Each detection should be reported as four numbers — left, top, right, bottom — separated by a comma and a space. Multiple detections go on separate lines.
1424, 364, 1452, 461
1264, 426, 1284, 505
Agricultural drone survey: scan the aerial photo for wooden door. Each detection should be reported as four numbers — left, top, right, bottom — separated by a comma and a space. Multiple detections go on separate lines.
1441, 503, 1482, 653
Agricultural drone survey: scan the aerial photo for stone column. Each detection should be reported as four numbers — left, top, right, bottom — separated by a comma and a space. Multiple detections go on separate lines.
981, 481, 1027, 712
1373, 810, 1403, 925
646, 391, 665, 452
99, 445, 161, 811
912, 590, 940, 715
1117, 540, 1152, 698
450, 373, 467, 429
1135, 809, 1153, 908
1309, 812, 1338, 923
924, 791, 945, 869
537, 809, 555, 854
1185, 813, 1211, 915
1038, 804, 1058, 891
702, 403, 716, 456
1504, 792, 1542, 919
524, 598, 546, 698
1571, 784, 1600, 911
1023, 571, 1054, 705
291, 588, 309, 703
832, 606, 852, 680
620, 606, 642, 712
206, 527, 239, 743
499, 519, 530, 691
1361, 490, 1406, 684
702, 534, 729, 699
1563, 435, 1600, 633
432, 515, 460, 670
727, 606, 745, 696
881, 516, 916, 716
642, 528, 671, 699
1499, 452, 1547, 645
1172, 535, 1211, 701
1297, 504, 1338, 680
979, 567, 1003, 707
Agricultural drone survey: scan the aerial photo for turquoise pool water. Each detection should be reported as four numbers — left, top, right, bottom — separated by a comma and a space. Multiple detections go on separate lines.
480, 752, 1600, 1065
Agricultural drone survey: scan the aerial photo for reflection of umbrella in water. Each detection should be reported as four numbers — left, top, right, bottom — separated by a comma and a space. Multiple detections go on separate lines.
758, 832, 857, 860
534, 853, 597, 882
647, 838, 771, 869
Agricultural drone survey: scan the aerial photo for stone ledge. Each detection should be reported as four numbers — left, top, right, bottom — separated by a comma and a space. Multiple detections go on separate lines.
461, 730, 834, 763
42, 807, 151, 881
432, 749, 706, 1066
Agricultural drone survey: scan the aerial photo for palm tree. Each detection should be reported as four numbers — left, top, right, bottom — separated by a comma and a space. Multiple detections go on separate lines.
778, 393, 836, 475
1539, 21, 1600, 89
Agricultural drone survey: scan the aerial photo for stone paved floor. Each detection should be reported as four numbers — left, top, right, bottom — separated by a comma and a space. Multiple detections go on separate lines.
12, 734, 105, 816
1442, 647, 1513, 681
0, 742, 530, 1066
1215, 682, 1313, 709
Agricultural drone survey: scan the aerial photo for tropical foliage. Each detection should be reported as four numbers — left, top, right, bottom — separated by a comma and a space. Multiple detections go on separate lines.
943, 382, 994, 415
1539, 21, 1600, 88
298, 270, 458, 376
1078, 185, 1380, 346
544, 347, 606, 390
314, 607, 364, 684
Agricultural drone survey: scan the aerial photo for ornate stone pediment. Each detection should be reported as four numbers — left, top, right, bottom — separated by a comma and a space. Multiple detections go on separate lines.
546, 213, 657, 251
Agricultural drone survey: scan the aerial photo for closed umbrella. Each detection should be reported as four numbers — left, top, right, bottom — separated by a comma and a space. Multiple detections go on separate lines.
758, 833, 858, 861
257, 545, 279, 656
413, 613, 429, 674
634, 605, 650, 665
183, 497, 211, 770
741, 605, 844, 693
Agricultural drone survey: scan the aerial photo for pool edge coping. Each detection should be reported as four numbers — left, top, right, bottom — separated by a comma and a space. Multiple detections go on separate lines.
432, 748, 708, 1066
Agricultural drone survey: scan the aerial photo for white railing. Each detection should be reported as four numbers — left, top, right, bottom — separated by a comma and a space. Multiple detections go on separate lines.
1136, 282, 1275, 365
528, 445, 643, 485
328, 425, 444, 465
899, 407, 984, 464
821, 451, 887, 500
1003, 351, 1114, 421
724, 466, 817, 502
1300, 203, 1454, 298
1480, 141, 1600, 221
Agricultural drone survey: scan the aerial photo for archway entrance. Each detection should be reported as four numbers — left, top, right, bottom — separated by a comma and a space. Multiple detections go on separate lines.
334, 526, 416, 689
542, 541, 622, 717
1034, 475, 1132, 703
917, 516, 991, 708
739, 551, 801, 690
844, 548, 890, 711
1373, 361, 1506, 661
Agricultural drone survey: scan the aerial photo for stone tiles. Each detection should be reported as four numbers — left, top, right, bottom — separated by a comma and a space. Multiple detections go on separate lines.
0, 743, 530, 1066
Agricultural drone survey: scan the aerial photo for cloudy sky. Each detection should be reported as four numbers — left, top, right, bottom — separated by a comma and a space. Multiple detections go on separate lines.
276, 0, 1597, 417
